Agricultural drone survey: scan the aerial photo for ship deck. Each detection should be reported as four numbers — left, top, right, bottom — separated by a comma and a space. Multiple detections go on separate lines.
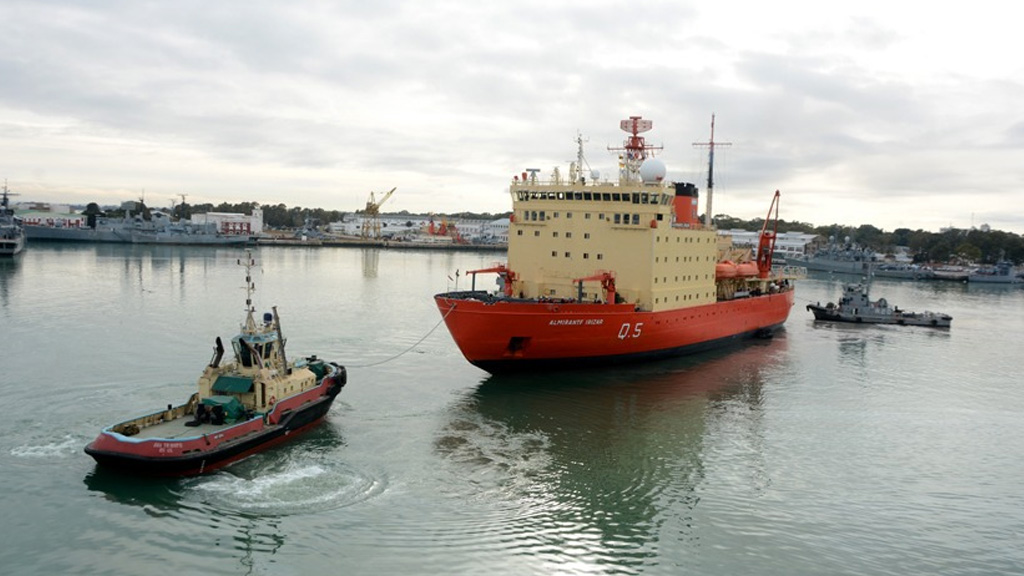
131, 416, 245, 440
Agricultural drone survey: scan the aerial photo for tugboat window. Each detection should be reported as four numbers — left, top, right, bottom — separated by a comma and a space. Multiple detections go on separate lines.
239, 340, 253, 367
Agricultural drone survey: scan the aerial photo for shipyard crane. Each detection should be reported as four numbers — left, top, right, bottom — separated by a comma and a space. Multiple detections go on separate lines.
360, 187, 396, 240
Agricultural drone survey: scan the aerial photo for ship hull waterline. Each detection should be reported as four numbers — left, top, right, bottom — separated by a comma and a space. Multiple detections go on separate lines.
435, 290, 795, 372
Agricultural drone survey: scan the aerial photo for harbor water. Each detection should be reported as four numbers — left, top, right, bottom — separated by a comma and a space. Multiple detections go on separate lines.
2, 244, 1023, 575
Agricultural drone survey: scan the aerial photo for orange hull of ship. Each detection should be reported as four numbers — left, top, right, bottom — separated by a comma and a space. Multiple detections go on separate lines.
434, 290, 794, 372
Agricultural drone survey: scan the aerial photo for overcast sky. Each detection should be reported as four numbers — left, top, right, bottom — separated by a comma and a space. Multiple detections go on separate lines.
2, 1, 1022, 233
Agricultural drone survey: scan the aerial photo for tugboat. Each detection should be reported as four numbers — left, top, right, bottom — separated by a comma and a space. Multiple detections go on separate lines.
806, 283, 952, 327
434, 115, 802, 372
85, 253, 347, 475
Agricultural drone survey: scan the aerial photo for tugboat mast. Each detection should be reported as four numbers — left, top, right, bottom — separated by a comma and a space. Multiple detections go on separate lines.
693, 114, 731, 227
239, 252, 258, 334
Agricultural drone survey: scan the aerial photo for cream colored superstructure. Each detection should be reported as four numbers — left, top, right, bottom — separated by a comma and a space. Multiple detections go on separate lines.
507, 180, 720, 313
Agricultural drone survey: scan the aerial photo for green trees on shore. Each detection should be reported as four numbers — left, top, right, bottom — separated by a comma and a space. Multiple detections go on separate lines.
714, 215, 1024, 265
181, 201, 1022, 265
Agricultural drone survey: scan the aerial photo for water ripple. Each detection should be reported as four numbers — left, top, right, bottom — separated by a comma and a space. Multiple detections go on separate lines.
188, 458, 385, 516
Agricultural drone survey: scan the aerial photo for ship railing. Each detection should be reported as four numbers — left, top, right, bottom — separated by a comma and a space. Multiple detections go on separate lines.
775, 265, 807, 280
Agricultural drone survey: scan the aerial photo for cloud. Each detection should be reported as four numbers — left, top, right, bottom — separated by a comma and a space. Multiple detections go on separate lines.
1, 1, 1022, 233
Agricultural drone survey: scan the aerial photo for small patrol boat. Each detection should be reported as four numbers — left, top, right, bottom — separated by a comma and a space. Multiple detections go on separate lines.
806, 283, 952, 328
85, 253, 347, 476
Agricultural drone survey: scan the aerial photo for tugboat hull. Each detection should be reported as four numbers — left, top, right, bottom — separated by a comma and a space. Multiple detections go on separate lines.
85, 367, 345, 476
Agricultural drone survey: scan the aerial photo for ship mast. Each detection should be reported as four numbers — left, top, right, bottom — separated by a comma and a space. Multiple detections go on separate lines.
571, 132, 591, 184
608, 116, 662, 183
693, 114, 730, 227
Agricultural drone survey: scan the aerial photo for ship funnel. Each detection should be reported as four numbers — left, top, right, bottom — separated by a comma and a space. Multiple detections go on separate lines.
672, 182, 700, 227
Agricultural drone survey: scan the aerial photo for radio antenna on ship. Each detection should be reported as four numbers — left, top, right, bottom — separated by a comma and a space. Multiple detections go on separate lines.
570, 131, 593, 184
693, 114, 730, 227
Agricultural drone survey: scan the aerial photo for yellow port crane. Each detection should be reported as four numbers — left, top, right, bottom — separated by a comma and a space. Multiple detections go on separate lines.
360, 187, 396, 240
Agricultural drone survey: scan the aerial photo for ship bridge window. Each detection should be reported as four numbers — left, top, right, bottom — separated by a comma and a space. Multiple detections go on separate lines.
614, 214, 621, 224
583, 192, 592, 201
632, 214, 640, 225
574, 192, 583, 200
612, 193, 621, 201
539, 211, 546, 220
632, 193, 640, 203
602, 193, 611, 201
641, 193, 648, 204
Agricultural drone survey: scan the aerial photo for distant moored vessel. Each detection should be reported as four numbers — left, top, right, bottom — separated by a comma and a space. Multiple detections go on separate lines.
25, 200, 249, 246
0, 182, 25, 257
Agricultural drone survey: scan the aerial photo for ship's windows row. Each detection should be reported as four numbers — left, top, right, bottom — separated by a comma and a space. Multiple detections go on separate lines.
515, 190, 670, 205
552, 251, 603, 260
655, 293, 706, 304
520, 210, 651, 226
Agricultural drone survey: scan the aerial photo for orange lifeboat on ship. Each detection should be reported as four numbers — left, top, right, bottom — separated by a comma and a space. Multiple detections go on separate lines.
715, 261, 738, 279
736, 261, 759, 277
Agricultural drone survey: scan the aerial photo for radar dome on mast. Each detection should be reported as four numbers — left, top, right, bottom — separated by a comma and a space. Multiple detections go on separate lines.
639, 158, 666, 183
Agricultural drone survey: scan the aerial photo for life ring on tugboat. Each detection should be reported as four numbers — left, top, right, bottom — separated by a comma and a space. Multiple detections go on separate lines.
268, 396, 277, 406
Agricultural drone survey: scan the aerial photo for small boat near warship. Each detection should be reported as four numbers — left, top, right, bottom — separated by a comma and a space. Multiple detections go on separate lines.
806, 283, 952, 327
84, 253, 347, 475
